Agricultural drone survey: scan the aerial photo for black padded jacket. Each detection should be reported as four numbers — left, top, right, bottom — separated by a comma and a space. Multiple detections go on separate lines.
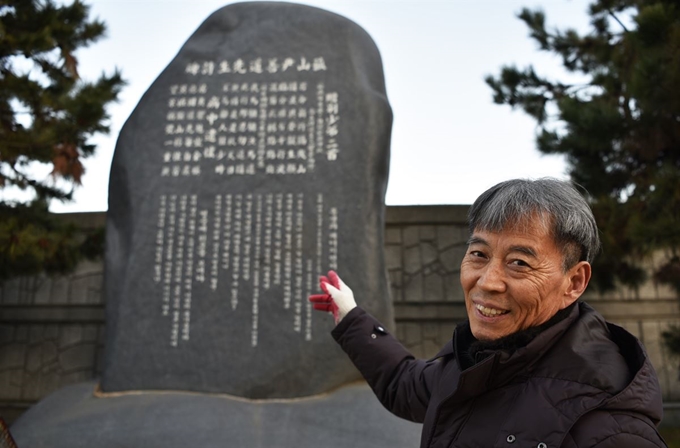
332, 302, 667, 448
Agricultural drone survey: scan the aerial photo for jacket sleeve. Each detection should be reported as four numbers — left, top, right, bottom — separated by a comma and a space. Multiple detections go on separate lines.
589, 432, 667, 448
569, 410, 667, 448
331, 307, 443, 423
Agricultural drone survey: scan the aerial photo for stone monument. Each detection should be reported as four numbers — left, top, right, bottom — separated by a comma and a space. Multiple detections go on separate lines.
102, 0, 393, 396
11, 3, 420, 446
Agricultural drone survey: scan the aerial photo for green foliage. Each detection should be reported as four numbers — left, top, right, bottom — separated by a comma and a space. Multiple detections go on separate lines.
486, 0, 680, 293
0, 0, 124, 278
0, 200, 97, 279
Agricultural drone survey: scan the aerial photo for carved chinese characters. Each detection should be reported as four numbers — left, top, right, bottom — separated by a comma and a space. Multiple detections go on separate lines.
151, 192, 338, 349
162, 77, 340, 179
102, 2, 393, 398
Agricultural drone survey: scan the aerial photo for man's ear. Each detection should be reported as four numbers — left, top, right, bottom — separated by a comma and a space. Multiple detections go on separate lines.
563, 261, 591, 306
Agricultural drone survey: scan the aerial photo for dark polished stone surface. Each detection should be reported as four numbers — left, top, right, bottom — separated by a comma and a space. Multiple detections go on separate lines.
102, 1, 393, 397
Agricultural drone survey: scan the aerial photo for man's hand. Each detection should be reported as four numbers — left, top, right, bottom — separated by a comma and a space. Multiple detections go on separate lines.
308, 270, 357, 324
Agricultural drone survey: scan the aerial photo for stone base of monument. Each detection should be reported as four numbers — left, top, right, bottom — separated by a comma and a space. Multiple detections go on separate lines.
11, 381, 421, 447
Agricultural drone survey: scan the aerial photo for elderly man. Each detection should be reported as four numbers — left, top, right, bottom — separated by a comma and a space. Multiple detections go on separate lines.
309, 179, 667, 448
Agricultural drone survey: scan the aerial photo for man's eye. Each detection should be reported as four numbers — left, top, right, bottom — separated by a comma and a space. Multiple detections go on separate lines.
510, 259, 530, 267
469, 250, 486, 258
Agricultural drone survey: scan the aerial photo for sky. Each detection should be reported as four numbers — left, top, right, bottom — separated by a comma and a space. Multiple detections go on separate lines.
47, 0, 594, 212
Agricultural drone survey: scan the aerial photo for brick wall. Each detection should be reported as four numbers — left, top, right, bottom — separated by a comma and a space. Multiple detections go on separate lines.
1, 208, 679, 424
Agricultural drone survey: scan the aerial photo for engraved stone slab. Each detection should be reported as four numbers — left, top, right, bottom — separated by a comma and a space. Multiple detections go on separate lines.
102, 2, 393, 398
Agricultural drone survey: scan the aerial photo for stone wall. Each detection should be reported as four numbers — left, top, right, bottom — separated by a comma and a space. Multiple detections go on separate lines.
385, 206, 469, 357
0, 213, 106, 423
2, 208, 680, 424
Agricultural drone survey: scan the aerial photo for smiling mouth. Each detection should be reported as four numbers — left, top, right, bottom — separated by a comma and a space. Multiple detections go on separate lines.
475, 304, 509, 317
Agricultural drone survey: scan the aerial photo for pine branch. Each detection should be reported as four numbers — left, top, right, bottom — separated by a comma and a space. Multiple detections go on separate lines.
607, 9, 629, 32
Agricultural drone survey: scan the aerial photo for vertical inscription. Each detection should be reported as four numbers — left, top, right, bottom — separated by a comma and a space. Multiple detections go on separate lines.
328, 206, 338, 270
325, 91, 339, 161
162, 195, 177, 317
316, 83, 325, 157
195, 208, 208, 283
273, 193, 283, 286
316, 194, 324, 278
242, 195, 253, 282
154, 195, 167, 284
262, 194, 273, 290
305, 258, 313, 341
251, 195, 263, 347
231, 194, 243, 310
293, 193, 304, 332
307, 107, 316, 171
222, 194, 232, 270
257, 83, 268, 170
283, 193, 293, 308
170, 195, 188, 347
210, 194, 222, 290
311, 192, 325, 341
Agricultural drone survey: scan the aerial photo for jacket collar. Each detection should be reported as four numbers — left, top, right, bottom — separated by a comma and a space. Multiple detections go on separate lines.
431, 303, 580, 372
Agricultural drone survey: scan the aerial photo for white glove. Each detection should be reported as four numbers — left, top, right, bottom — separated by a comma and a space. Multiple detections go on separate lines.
308, 270, 357, 324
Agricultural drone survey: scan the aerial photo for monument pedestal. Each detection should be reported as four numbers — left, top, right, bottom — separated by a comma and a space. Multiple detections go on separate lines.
11, 381, 421, 447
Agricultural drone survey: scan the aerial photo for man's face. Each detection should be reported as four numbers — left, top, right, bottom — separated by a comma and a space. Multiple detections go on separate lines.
460, 218, 584, 341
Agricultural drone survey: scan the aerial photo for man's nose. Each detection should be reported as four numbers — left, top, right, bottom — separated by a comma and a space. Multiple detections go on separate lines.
476, 261, 507, 292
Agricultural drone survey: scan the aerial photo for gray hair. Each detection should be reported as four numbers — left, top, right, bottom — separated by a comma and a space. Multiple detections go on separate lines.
468, 178, 601, 270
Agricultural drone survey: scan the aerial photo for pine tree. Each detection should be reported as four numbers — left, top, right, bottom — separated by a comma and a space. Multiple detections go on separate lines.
486, 0, 680, 293
0, 0, 124, 279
